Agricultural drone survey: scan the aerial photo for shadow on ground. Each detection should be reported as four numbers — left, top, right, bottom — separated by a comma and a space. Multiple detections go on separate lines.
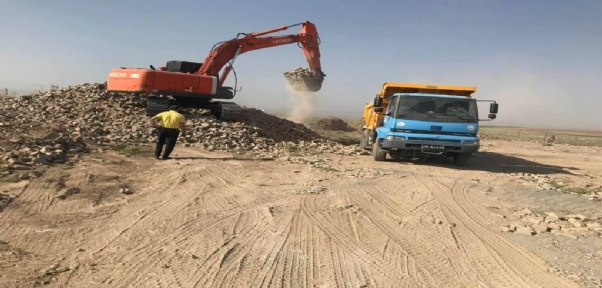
395, 152, 581, 175
171, 156, 272, 161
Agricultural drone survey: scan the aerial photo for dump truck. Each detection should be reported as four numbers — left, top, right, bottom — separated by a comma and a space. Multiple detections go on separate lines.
359, 82, 499, 166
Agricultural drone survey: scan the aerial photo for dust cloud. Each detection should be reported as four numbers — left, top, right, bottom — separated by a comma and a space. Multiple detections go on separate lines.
285, 82, 317, 123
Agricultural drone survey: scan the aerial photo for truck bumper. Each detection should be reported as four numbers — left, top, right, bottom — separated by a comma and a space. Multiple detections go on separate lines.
382, 138, 479, 154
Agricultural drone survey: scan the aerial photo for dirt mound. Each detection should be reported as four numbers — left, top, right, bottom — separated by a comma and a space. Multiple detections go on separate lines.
0, 83, 362, 174
316, 116, 351, 131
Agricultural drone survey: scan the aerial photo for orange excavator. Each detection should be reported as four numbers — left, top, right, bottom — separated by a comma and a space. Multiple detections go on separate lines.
105, 21, 325, 121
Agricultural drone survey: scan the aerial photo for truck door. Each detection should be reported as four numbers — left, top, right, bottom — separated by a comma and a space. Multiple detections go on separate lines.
383, 97, 398, 127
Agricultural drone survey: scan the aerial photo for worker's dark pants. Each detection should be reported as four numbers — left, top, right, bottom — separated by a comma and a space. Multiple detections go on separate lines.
155, 127, 180, 159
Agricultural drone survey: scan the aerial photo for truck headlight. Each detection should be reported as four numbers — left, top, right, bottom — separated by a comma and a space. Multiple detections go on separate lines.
465, 140, 479, 145
386, 136, 406, 140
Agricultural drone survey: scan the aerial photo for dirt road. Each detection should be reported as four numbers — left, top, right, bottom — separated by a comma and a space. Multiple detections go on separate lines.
1, 140, 601, 287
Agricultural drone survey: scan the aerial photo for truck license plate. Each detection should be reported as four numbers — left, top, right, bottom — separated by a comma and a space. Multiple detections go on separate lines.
422, 144, 445, 150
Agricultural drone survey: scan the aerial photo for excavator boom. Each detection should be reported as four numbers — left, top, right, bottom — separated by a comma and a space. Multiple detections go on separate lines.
198, 21, 324, 91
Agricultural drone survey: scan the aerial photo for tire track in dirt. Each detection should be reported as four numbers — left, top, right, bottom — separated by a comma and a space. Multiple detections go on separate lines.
193, 201, 300, 288
84, 160, 255, 255
186, 210, 274, 287
0, 169, 71, 257
95, 206, 266, 287
415, 167, 579, 288
59, 165, 242, 286
250, 213, 296, 288
403, 171, 489, 286
299, 193, 410, 286
61, 157, 301, 287
344, 180, 473, 287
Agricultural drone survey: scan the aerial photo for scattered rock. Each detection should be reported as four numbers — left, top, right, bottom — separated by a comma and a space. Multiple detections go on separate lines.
509, 208, 602, 239
334, 204, 360, 213
286, 185, 327, 195
551, 229, 578, 239
120, 188, 133, 195
545, 212, 560, 222
0, 193, 14, 212
586, 222, 601, 229
500, 225, 514, 233
57, 187, 80, 200
515, 208, 534, 217
516, 225, 536, 235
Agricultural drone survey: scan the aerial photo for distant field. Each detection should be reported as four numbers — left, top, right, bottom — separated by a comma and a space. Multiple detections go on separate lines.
478, 126, 602, 147
481, 125, 602, 136
286, 115, 602, 147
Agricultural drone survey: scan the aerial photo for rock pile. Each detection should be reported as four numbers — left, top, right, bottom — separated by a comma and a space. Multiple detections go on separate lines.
0, 127, 88, 177
316, 116, 351, 131
0, 83, 362, 174
501, 208, 602, 239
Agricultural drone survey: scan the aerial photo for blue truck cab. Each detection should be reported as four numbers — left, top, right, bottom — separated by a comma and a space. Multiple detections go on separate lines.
360, 83, 499, 166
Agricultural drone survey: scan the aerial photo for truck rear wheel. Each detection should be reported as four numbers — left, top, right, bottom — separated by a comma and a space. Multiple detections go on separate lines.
373, 138, 387, 161
453, 153, 470, 166
359, 130, 369, 150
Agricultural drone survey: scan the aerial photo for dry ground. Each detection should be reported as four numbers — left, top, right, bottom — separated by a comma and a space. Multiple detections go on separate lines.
1, 137, 602, 287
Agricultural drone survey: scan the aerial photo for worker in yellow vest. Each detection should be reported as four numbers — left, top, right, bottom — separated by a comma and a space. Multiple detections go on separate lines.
150, 105, 187, 160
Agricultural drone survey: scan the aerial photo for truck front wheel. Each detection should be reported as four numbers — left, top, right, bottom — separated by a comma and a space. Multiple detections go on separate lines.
453, 153, 470, 166
373, 138, 387, 161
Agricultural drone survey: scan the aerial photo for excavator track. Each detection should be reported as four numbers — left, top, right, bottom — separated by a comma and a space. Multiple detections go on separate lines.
144, 97, 242, 122
146, 97, 171, 117
216, 102, 243, 121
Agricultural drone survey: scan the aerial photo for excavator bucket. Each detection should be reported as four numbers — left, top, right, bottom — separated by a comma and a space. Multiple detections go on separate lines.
283, 68, 324, 92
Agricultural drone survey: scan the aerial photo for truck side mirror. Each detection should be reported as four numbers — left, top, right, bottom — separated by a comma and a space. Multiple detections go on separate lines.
374, 107, 384, 113
488, 113, 497, 119
490, 102, 499, 114
373, 97, 383, 108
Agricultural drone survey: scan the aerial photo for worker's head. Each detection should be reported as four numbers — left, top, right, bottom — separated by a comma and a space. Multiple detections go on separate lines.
169, 105, 179, 111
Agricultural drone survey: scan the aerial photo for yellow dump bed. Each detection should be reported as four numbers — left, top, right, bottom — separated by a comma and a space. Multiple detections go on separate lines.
362, 82, 478, 131
379, 82, 477, 98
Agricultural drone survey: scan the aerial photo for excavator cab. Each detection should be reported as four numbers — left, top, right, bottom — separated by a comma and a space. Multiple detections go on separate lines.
165, 61, 203, 73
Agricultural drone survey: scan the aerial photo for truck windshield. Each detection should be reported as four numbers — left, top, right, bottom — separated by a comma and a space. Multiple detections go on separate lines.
394, 96, 477, 123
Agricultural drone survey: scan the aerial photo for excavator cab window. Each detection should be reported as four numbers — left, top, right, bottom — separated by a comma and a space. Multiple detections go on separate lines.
165, 61, 203, 73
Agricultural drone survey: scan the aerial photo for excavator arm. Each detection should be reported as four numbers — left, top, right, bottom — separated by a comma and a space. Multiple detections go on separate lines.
197, 21, 325, 91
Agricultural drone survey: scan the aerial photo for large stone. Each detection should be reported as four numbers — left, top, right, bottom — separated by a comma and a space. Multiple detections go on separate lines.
545, 212, 560, 222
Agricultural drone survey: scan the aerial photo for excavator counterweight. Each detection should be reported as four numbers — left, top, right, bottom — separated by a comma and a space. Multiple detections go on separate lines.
105, 21, 325, 121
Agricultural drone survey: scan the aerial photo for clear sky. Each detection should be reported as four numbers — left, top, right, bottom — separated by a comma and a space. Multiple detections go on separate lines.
1, 0, 601, 130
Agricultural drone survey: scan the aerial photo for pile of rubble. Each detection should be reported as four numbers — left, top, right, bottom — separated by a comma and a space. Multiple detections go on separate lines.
0, 83, 363, 174
316, 116, 352, 131
501, 208, 602, 239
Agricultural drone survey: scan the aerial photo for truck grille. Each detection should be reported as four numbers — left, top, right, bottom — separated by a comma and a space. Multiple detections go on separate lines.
407, 137, 462, 143
390, 129, 476, 137
398, 114, 477, 123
